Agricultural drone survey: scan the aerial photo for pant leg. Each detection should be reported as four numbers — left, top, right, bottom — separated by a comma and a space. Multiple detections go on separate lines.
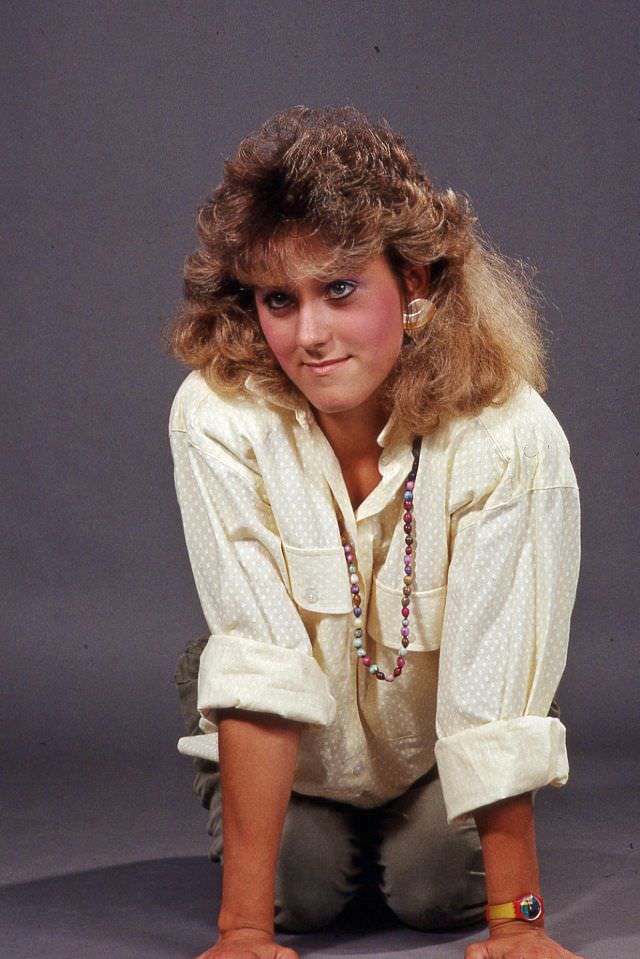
373, 764, 487, 931
273, 792, 365, 932
174, 633, 210, 737
174, 633, 221, 853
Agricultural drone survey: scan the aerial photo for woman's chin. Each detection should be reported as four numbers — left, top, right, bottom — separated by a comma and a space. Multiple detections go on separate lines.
308, 395, 361, 416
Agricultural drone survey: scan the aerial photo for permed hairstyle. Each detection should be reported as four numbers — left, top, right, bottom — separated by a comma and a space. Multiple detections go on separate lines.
165, 105, 550, 435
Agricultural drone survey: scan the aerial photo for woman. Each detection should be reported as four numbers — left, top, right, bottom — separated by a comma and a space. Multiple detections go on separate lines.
166, 105, 584, 959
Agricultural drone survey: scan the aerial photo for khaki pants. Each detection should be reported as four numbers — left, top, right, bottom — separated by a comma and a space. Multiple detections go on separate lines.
175, 634, 487, 933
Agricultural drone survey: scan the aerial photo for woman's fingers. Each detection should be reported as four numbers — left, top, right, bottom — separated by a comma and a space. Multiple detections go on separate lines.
464, 942, 490, 958
464, 932, 588, 958
193, 941, 300, 959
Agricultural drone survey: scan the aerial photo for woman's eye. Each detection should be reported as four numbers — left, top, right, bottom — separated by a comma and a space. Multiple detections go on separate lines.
261, 281, 355, 311
327, 280, 355, 299
262, 291, 292, 310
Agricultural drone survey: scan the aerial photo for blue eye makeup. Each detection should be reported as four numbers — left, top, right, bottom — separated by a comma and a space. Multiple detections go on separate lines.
261, 280, 357, 311
327, 280, 356, 299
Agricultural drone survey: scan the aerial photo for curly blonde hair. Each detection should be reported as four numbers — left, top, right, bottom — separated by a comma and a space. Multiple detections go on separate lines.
164, 105, 549, 435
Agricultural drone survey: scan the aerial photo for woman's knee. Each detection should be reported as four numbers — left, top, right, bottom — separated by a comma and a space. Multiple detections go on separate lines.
381, 825, 486, 930
376, 774, 487, 931
274, 797, 361, 932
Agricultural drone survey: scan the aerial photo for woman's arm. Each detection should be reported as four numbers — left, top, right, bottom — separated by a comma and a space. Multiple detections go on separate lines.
216, 709, 302, 940
474, 792, 543, 932
193, 709, 302, 958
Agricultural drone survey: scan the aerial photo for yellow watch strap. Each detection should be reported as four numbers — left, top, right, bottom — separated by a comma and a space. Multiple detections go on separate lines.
486, 901, 517, 921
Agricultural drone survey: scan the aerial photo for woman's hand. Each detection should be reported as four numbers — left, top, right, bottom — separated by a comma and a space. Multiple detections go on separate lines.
465, 922, 587, 958
194, 928, 299, 959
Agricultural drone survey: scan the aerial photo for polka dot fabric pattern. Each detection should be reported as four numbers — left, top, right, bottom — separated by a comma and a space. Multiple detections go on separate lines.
169, 371, 581, 819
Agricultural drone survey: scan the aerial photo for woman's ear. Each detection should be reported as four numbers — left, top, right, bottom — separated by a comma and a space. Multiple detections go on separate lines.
402, 263, 431, 301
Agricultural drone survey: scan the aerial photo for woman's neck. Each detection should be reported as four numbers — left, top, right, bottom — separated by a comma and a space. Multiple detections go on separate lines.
312, 400, 391, 468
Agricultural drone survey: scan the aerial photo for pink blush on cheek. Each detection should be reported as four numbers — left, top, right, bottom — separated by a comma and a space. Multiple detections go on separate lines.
349, 290, 403, 353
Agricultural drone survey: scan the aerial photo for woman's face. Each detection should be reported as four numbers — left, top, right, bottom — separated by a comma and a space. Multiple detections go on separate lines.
253, 253, 412, 418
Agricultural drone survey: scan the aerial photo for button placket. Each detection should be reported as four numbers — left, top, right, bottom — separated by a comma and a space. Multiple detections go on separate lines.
311, 421, 358, 544
346, 519, 373, 628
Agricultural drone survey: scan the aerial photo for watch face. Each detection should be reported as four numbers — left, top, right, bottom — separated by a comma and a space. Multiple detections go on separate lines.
518, 895, 542, 921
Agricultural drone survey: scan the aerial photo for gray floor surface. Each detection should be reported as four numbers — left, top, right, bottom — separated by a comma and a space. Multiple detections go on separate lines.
1, 747, 638, 959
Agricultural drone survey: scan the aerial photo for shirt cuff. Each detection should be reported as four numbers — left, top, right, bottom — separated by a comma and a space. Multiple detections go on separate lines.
177, 633, 336, 764
434, 716, 569, 824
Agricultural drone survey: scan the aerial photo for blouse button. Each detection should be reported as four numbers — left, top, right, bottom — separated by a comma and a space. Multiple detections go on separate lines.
305, 587, 318, 604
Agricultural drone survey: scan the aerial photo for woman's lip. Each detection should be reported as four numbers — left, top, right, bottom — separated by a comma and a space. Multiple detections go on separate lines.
303, 356, 350, 375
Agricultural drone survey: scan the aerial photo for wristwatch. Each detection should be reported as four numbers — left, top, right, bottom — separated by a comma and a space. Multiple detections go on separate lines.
486, 893, 544, 923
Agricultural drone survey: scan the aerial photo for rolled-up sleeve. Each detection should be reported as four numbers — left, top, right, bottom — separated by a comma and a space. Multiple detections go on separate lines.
170, 416, 336, 764
434, 427, 581, 823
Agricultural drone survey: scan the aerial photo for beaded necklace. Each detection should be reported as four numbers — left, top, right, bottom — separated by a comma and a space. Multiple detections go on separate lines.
340, 435, 422, 683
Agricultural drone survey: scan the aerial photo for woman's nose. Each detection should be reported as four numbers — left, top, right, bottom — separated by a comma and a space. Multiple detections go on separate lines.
295, 300, 331, 349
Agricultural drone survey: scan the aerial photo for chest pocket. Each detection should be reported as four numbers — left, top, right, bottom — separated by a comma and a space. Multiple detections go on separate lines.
367, 578, 447, 651
282, 543, 354, 614
358, 577, 444, 744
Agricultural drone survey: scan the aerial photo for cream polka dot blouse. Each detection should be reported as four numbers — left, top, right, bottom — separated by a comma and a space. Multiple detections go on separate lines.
169, 370, 581, 823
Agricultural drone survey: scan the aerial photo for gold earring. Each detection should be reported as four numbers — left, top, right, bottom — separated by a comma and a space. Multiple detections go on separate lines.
402, 297, 436, 336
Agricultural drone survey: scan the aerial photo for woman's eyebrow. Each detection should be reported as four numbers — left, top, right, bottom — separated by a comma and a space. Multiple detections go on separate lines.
251, 281, 294, 293
251, 256, 374, 292
253, 271, 358, 293
314, 263, 368, 281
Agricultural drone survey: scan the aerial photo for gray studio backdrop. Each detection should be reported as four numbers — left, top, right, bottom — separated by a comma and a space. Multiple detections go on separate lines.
3, 1, 638, 775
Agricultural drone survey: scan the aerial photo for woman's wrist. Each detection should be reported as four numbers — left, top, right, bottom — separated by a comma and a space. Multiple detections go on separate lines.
217, 858, 278, 938
217, 911, 274, 939
489, 915, 545, 935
